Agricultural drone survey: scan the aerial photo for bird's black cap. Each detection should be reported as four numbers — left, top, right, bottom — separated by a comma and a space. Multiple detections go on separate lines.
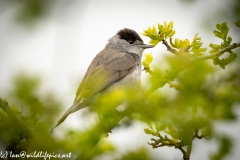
117, 28, 143, 44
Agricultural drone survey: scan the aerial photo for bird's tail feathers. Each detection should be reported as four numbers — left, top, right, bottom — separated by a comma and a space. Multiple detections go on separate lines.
49, 101, 85, 134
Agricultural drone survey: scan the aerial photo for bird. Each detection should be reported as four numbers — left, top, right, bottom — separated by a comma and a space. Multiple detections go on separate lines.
51, 28, 153, 131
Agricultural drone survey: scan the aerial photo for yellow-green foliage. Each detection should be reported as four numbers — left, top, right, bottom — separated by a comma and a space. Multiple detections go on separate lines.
0, 21, 240, 160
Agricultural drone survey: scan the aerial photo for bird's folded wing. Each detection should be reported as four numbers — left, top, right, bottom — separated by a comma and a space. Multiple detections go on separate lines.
51, 49, 139, 131
74, 48, 138, 103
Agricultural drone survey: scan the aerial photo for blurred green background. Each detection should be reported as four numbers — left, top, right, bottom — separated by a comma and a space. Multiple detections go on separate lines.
0, 0, 240, 160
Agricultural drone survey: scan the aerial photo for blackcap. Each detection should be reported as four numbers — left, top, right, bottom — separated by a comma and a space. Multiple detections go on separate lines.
52, 28, 153, 130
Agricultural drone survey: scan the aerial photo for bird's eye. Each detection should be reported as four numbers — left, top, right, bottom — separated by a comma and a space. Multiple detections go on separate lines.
127, 40, 134, 44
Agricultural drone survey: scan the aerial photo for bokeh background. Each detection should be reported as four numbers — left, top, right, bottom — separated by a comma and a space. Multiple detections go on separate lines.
0, 0, 239, 159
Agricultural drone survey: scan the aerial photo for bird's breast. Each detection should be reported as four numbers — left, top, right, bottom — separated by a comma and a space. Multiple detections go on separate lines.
110, 66, 141, 90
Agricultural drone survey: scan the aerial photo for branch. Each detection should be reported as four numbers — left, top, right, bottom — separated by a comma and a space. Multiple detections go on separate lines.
177, 42, 240, 73
148, 134, 190, 160
76, 42, 240, 159
148, 42, 240, 94
189, 42, 240, 63
213, 42, 240, 57
162, 39, 178, 54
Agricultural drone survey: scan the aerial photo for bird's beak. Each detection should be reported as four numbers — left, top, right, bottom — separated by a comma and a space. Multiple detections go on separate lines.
139, 44, 154, 49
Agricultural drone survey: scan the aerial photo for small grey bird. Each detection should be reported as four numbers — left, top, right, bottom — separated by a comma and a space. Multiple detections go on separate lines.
52, 28, 153, 130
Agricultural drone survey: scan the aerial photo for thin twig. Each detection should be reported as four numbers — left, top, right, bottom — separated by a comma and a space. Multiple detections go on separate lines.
162, 40, 178, 54
186, 144, 192, 160
148, 42, 240, 94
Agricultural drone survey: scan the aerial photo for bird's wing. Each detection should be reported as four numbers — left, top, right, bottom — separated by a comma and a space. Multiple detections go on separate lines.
74, 48, 139, 102
51, 48, 139, 130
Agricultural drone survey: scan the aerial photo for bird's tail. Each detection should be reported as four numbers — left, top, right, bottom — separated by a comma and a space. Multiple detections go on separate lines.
49, 101, 85, 134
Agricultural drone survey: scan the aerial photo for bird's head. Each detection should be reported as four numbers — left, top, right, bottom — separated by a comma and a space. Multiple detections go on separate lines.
107, 28, 154, 57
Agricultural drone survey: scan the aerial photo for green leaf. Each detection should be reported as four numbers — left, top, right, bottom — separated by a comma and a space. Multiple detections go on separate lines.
142, 53, 153, 71
143, 21, 175, 45
209, 43, 220, 50
198, 47, 207, 52
171, 38, 190, 50
235, 19, 240, 28
148, 123, 153, 129
226, 36, 232, 45
212, 52, 237, 69
192, 42, 202, 49
155, 123, 167, 131
213, 58, 225, 69
213, 22, 229, 42
209, 43, 221, 54
167, 124, 179, 139
143, 26, 159, 40
213, 30, 224, 39
144, 128, 158, 136
144, 128, 153, 135
150, 39, 160, 46
168, 30, 176, 37
201, 128, 212, 137
190, 34, 206, 56
181, 130, 194, 145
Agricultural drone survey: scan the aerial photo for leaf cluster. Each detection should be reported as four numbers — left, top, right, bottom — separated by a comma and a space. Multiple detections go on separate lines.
142, 53, 153, 73
141, 20, 240, 160
0, 74, 80, 158
143, 21, 206, 57
209, 22, 238, 68
142, 21, 175, 46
